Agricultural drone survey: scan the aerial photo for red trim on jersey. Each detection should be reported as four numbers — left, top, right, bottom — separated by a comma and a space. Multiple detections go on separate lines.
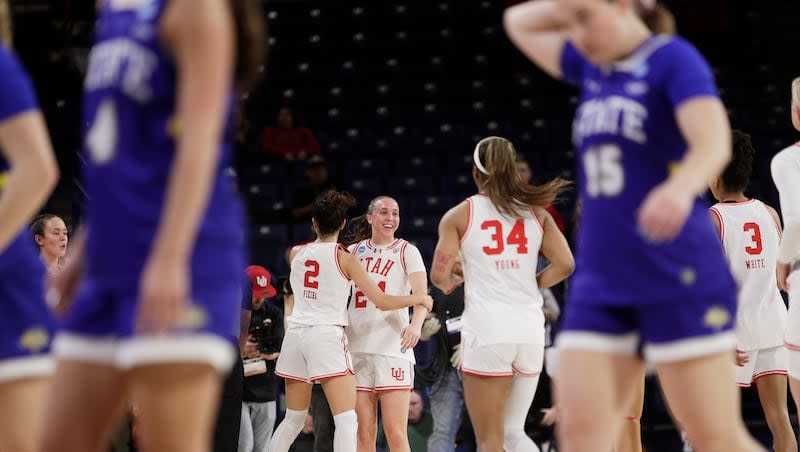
275, 371, 310, 383
374, 384, 413, 392
709, 206, 724, 244
460, 197, 474, 244
387, 238, 403, 250
310, 369, 354, 382
334, 244, 348, 280
752, 370, 788, 381
400, 240, 409, 273
529, 208, 545, 236
461, 365, 514, 377
512, 366, 542, 377
761, 202, 783, 239
784, 341, 800, 351
721, 198, 755, 206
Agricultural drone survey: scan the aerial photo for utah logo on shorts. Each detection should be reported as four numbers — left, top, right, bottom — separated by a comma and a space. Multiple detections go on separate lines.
391, 367, 406, 382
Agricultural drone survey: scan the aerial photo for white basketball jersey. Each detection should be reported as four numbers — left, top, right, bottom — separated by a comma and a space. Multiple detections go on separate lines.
346, 238, 426, 362
460, 195, 545, 345
710, 199, 786, 350
287, 242, 351, 328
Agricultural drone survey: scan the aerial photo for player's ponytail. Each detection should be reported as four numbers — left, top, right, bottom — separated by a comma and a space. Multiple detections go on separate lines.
473, 137, 570, 219
0, 0, 13, 48
313, 190, 357, 236
230, 0, 266, 93
346, 196, 390, 245
635, 0, 676, 35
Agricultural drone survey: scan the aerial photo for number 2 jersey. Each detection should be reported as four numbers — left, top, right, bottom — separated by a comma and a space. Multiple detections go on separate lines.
288, 242, 351, 328
346, 239, 426, 362
561, 35, 735, 306
710, 200, 786, 351
81, 0, 244, 284
460, 195, 545, 345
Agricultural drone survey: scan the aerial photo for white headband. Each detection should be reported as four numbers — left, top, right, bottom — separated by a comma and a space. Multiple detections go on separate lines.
473, 140, 489, 175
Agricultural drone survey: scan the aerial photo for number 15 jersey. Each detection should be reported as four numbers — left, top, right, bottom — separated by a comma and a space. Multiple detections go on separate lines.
460, 195, 544, 345
561, 35, 735, 307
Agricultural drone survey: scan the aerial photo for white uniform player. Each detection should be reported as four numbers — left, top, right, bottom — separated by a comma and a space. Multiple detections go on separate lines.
772, 142, 800, 379
275, 242, 354, 383
710, 199, 788, 386
459, 194, 545, 376
346, 238, 426, 391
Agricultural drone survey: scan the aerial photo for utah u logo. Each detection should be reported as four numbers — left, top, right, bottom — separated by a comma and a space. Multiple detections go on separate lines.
256, 276, 267, 287
391, 367, 405, 382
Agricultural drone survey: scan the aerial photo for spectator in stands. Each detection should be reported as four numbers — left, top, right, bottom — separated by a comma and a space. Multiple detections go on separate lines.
31, 213, 68, 277
377, 390, 433, 452
261, 106, 320, 162
290, 155, 337, 222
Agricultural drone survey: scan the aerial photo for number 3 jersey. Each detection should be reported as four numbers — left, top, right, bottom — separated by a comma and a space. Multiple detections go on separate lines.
346, 239, 426, 361
710, 200, 786, 351
460, 195, 545, 346
288, 242, 351, 328
81, 0, 243, 282
561, 35, 735, 306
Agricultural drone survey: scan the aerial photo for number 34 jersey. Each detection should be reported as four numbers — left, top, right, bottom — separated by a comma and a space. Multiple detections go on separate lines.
460, 195, 545, 346
710, 200, 786, 351
346, 239, 426, 361
81, 0, 243, 282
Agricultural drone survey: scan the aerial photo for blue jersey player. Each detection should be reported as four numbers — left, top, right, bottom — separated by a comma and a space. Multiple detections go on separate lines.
40, 1, 264, 451
505, 1, 763, 451
0, 6, 60, 452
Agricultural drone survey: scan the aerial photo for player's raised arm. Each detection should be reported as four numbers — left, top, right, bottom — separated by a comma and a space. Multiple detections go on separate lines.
339, 249, 432, 311
430, 203, 466, 294
504, 0, 570, 79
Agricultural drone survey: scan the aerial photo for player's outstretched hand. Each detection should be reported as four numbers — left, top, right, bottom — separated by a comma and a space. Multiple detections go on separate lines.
136, 255, 189, 335
400, 322, 422, 350
419, 295, 434, 311
638, 180, 693, 243
735, 349, 749, 367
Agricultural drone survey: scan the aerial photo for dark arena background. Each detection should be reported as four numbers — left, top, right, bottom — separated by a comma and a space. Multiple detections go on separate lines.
13, 1, 800, 451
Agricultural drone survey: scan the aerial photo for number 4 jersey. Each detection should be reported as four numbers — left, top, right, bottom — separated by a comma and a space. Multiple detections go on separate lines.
81, 0, 243, 282
460, 195, 545, 346
561, 35, 735, 307
710, 200, 786, 351
346, 239, 426, 361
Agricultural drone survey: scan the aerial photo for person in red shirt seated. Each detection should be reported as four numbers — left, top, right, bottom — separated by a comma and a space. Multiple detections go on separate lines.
261, 106, 320, 161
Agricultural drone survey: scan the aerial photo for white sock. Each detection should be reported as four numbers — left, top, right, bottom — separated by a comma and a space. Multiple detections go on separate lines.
504, 375, 541, 452
270, 408, 306, 452
333, 410, 358, 452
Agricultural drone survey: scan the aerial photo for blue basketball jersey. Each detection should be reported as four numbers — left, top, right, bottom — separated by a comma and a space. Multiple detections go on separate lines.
561, 35, 736, 306
81, 0, 244, 282
0, 44, 54, 364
